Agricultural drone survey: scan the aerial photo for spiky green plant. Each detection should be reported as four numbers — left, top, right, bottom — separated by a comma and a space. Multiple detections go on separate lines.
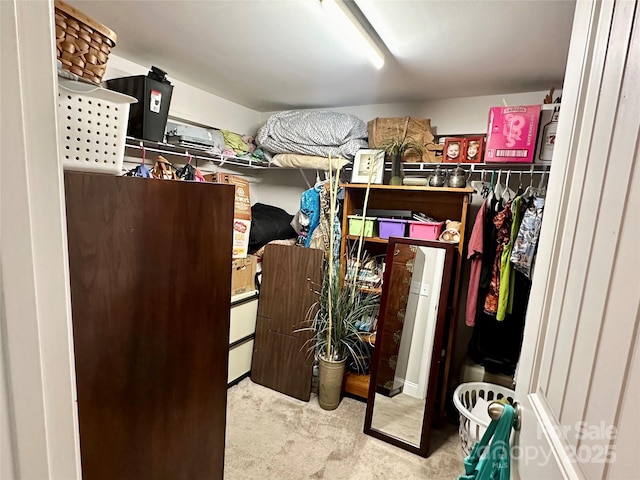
299, 153, 381, 370
305, 260, 379, 364
379, 135, 425, 158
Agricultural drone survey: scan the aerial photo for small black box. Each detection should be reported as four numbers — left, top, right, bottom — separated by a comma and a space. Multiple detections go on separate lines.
106, 66, 173, 142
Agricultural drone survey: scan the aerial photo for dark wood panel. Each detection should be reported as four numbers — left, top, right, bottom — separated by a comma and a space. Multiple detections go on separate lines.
64, 172, 234, 480
251, 244, 324, 401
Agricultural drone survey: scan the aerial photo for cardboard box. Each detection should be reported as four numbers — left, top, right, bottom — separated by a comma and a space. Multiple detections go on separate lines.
204, 173, 252, 258
485, 105, 541, 163
231, 255, 257, 296
214, 173, 251, 220
232, 218, 251, 259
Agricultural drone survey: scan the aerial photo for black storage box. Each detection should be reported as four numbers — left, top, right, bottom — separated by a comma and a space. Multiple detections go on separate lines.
106, 66, 173, 142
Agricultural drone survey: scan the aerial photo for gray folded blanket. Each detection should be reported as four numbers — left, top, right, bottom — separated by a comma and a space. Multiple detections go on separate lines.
256, 110, 368, 160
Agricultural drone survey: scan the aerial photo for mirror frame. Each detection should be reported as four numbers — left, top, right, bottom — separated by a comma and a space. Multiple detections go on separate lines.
363, 238, 457, 457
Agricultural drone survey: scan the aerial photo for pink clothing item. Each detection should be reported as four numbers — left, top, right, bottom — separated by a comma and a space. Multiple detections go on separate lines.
465, 200, 487, 326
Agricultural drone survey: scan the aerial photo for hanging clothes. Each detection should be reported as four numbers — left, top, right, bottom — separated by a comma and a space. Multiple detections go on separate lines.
511, 195, 545, 278
497, 196, 523, 321
483, 201, 512, 316
124, 163, 152, 178
465, 199, 487, 327
194, 167, 206, 182
300, 185, 321, 248
468, 187, 536, 374
151, 155, 177, 180
176, 163, 196, 181
310, 183, 341, 261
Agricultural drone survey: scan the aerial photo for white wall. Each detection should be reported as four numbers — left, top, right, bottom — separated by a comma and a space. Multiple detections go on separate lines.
261, 90, 554, 135
417, 91, 557, 135
255, 90, 555, 214
106, 54, 554, 221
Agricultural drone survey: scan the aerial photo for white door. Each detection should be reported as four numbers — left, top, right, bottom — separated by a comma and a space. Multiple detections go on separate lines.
514, 0, 639, 478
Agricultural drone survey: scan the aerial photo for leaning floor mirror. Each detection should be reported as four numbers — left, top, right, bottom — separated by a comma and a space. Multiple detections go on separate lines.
364, 238, 456, 457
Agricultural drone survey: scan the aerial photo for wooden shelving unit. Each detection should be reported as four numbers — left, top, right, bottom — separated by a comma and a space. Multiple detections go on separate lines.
345, 235, 388, 244
342, 372, 372, 399
340, 183, 473, 413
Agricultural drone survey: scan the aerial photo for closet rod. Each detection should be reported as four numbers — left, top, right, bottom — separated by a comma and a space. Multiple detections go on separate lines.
379, 163, 551, 173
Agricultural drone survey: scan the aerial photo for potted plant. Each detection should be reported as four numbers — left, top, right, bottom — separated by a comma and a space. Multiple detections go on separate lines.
380, 136, 425, 185
301, 156, 380, 410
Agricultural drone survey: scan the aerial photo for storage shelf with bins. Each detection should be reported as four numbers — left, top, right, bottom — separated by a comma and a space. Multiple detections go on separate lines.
340, 183, 473, 404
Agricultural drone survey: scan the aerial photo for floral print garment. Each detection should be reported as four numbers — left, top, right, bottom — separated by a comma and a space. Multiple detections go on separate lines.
511, 196, 545, 278
484, 201, 512, 315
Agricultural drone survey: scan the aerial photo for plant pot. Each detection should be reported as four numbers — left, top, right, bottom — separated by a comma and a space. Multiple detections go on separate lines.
389, 153, 403, 186
318, 355, 346, 410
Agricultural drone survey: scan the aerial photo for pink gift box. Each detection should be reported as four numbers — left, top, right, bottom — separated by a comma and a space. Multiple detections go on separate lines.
485, 105, 541, 163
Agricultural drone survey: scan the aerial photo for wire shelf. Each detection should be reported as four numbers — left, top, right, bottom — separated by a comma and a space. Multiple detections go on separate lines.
124, 136, 271, 169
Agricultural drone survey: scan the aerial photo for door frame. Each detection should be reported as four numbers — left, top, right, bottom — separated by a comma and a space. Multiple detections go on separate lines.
1, 0, 604, 478
515, 0, 630, 477
1, 0, 81, 478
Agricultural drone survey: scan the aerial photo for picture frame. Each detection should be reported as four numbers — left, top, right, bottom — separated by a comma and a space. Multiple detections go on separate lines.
442, 138, 463, 163
351, 149, 385, 184
461, 136, 484, 163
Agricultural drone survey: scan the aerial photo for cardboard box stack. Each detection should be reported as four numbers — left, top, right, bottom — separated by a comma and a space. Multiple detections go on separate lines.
213, 173, 252, 259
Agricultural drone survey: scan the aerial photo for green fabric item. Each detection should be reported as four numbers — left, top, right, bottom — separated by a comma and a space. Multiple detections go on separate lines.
221, 130, 250, 154
497, 197, 522, 321
458, 404, 514, 480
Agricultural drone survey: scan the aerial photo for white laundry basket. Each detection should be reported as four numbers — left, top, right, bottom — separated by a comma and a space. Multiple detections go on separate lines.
453, 382, 515, 455
57, 78, 137, 174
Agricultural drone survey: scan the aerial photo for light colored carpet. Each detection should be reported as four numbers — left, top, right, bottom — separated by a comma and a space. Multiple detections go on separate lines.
225, 378, 464, 479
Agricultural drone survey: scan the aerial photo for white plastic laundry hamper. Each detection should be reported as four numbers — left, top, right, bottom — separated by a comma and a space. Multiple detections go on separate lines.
57, 78, 137, 174
453, 382, 515, 455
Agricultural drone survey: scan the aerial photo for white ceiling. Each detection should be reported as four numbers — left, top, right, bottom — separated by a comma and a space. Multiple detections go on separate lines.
71, 0, 576, 112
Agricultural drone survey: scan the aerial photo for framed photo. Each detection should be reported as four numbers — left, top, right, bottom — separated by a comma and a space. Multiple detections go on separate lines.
443, 138, 463, 163
461, 136, 484, 163
351, 149, 385, 184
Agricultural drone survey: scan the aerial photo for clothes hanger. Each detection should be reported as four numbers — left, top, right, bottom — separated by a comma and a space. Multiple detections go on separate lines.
518, 170, 523, 193
523, 165, 546, 199
501, 170, 515, 202
486, 170, 496, 200
493, 169, 504, 200
176, 150, 197, 181
125, 142, 152, 177
470, 169, 485, 196
471, 169, 492, 198
537, 167, 548, 196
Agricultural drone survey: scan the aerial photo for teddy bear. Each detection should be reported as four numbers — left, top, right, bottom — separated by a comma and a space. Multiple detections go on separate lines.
439, 219, 461, 243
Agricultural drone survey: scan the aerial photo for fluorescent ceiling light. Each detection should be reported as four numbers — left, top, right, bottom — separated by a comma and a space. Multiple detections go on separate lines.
320, 0, 385, 69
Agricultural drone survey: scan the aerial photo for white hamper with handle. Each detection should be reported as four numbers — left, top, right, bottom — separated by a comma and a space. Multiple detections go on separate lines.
57, 78, 137, 174
453, 382, 516, 455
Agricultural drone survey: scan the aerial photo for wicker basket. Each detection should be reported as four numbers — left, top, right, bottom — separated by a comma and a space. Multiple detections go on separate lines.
367, 116, 441, 163
54, 0, 117, 84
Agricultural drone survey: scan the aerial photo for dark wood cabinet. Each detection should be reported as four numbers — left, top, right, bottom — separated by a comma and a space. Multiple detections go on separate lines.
64, 172, 234, 480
